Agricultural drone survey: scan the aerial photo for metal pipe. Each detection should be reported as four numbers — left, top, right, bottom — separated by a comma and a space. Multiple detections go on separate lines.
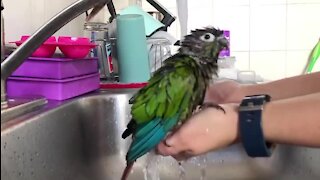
1, 0, 108, 107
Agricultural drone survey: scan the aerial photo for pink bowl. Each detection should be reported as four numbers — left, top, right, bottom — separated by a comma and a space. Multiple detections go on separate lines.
58, 36, 91, 45
14, 36, 57, 58
58, 36, 96, 59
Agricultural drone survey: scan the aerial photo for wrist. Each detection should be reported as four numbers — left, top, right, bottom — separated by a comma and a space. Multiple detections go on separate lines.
222, 104, 240, 143
238, 84, 267, 101
238, 94, 274, 157
237, 85, 248, 102
261, 101, 278, 144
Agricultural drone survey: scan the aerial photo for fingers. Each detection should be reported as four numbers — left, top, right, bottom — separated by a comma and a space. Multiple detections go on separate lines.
157, 133, 184, 156
157, 141, 193, 161
156, 131, 196, 161
172, 152, 193, 161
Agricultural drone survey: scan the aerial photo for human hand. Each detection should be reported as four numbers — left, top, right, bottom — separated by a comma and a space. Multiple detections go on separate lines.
205, 80, 244, 104
156, 104, 239, 160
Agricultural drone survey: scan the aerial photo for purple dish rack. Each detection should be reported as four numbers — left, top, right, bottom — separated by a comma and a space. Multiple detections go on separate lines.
8, 57, 100, 100
7, 73, 100, 100
11, 57, 98, 79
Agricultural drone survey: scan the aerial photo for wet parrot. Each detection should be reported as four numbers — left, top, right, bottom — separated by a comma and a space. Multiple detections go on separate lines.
121, 27, 229, 180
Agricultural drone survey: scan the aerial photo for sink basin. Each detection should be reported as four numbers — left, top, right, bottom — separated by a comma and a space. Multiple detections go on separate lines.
1, 89, 320, 180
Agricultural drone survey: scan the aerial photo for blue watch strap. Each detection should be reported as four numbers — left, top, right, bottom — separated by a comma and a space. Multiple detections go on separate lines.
239, 95, 274, 157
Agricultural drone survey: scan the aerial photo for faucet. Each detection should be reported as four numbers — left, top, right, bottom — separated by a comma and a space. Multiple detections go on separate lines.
0, 0, 110, 109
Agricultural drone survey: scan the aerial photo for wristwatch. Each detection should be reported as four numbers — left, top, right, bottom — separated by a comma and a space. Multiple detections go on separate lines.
239, 94, 275, 157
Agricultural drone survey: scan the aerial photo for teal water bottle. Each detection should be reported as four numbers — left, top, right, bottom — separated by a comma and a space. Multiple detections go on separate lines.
116, 14, 150, 83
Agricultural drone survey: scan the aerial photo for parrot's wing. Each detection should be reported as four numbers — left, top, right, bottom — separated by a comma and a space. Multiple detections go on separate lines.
131, 55, 197, 123
126, 55, 199, 162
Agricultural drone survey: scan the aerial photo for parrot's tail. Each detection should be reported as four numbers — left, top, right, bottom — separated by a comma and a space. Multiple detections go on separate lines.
126, 115, 180, 162
126, 118, 166, 162
121, 162, 134, 180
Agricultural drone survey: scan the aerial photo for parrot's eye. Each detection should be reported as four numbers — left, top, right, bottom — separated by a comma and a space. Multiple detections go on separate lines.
200, 33, 215, 42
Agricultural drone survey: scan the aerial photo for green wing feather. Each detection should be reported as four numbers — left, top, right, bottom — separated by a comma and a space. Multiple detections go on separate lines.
131, 54, 199, 124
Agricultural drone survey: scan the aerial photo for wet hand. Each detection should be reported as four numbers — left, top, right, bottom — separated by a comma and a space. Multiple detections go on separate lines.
156, 104, 239, 160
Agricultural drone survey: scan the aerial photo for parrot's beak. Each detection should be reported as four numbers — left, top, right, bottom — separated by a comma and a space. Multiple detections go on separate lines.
218, 36, 229, 49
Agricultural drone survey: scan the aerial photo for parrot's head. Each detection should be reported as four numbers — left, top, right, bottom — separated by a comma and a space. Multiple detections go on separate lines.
179, 27, 229, 63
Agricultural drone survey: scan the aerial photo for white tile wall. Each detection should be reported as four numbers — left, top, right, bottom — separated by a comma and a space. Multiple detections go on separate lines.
232, 52, 250, 70
3, 0, 132, 42
3, 0, 320, 80
286, 4, 320, 50
286, 50, 311, 76
3, 0, 87, 42
249, 4, 287, 51
179, 0, 320, 80
214, 0, 250, 6
287, 0, 320, 4
250, 0, 287, 5
250, 51, 287, 80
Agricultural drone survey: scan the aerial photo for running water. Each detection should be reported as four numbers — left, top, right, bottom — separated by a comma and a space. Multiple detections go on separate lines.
187, 155, 208, 180
142, 151, 210, 180
143, 151, 160, 180
199, 155, 208, 180
178, 161, 186, 180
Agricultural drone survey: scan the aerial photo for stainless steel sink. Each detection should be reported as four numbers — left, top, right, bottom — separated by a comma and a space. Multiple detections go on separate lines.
1, 89, 320, 180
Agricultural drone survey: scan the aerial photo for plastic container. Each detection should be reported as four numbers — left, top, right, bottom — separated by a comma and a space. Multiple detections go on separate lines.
219, 30, 230, 57
57, 36, 91, 44
218, 56, 236, 68
11, 57, 98, 79
57, 36, 96, 59
116, 14, 150, 83
217, 56, 237, 80
119, 5, 165, 36
11, 36, 57, 58
7, 73, 100, 100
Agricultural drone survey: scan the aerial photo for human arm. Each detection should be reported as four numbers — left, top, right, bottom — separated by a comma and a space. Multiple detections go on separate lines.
263, 92, 320, 146
206, 72, 320, 104
157, 92, 320, 160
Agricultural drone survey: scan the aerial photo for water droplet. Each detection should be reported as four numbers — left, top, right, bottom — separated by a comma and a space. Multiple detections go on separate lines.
178, 162, 186, 180
3, 142, 7, 149
205, 128, 209, 133
43, 162, 47, 169
200, 167, 206, 180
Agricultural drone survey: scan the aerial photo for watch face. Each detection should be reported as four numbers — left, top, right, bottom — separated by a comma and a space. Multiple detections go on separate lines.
246, 94, 271, 101
248, 95, 265, 99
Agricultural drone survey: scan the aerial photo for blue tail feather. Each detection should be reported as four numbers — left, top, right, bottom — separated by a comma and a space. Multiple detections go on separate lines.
126, 115, 180, 163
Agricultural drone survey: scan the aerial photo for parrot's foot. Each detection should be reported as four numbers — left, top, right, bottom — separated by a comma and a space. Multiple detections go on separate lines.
200, 102, 225, 113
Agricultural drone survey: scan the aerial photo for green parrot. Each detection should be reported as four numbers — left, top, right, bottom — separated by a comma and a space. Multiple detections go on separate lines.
121, 27, 229, 180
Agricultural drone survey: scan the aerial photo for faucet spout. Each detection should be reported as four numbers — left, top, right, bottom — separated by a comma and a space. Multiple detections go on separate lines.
1, 0, 108, 108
